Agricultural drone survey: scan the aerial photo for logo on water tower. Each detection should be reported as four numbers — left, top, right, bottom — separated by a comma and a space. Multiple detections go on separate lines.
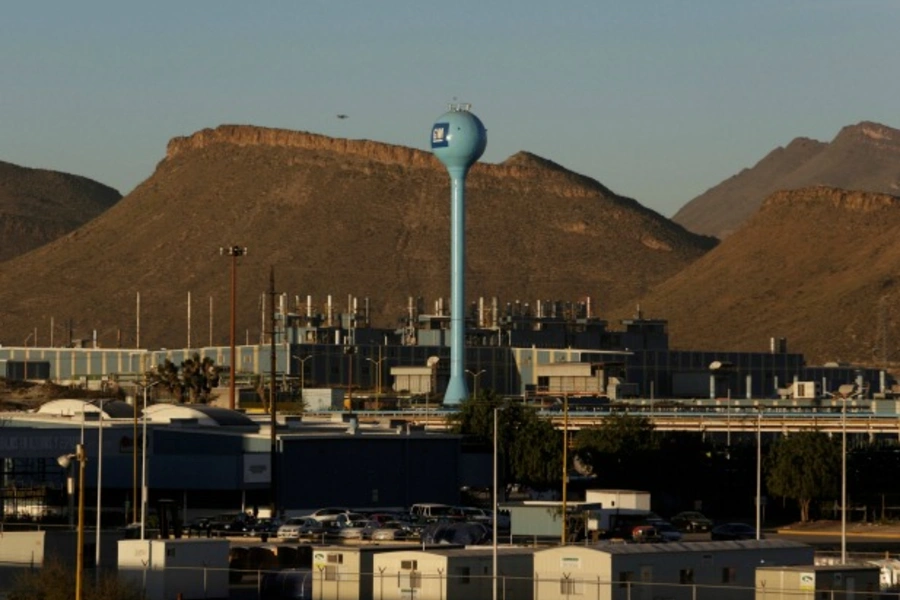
431, 123, 450, 148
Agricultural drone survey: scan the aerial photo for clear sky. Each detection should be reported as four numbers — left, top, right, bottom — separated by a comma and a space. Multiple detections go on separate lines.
2, 1, 898, 217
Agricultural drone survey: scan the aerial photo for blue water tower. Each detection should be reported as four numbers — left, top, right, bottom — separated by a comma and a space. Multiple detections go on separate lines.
431, 104, 487, 405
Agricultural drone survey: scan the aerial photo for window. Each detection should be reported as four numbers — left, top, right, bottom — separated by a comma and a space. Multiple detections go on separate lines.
327, 554, 343, 564
680, 569, 694, 584
401, 560, 418, 570
722, 567, 736, 584
619, 571, 634, 589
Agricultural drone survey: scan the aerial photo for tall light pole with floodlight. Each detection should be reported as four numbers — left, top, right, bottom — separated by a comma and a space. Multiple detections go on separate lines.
366, 348, 385, 410
492, 405, 504, 600
841, 393, 848, 564
292, 354, 316, 407
466, 369, 485, 400
140, 380, 162, 540
220, 245, 247, 410
756, 406, 762, 540
58, 444, 87, 600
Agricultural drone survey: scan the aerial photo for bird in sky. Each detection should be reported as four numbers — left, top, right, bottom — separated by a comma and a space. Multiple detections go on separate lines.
336, 114, 349, 119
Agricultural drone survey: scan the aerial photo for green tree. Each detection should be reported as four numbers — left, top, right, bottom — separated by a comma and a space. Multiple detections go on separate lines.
447, 391, 563, 489
766, 431, 840, 523
148, 353, 219, 403
572, 413, 657, 487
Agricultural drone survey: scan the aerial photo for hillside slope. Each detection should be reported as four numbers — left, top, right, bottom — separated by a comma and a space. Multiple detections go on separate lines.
0, 125, 715, 350
673, 122, 900, 239
629, 186, 900, 365
0, 161, 121, 261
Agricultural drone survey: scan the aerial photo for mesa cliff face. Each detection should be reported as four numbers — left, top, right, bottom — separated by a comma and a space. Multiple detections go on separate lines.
673, 121, 900, 239
626, 186, 900, 365
0, 125, 714, 350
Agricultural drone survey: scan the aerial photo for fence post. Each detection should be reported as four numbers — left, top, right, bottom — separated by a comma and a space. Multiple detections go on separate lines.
203, 565, 208, 599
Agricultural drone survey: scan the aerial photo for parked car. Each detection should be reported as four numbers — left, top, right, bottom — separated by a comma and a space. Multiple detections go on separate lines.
646, 519, 683, 542
711, 522, 760, 541
670, 511, 713, 533
208, 513, 252, 537
278, 517, 326, 541
307, 507, 353, 522
335, 519, 380, 540
185, 516, 213, 537
247, 518, 282, 540
370, 521, 412, 541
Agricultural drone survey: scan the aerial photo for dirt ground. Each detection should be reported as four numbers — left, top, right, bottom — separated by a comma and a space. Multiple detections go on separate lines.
0, 379, 117, 411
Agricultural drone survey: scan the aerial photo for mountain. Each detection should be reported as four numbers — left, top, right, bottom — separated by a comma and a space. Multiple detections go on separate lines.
625, 186, 900, 366
673, 122, 900, 239
0, 161, 121, 261
0, 125, 715, 350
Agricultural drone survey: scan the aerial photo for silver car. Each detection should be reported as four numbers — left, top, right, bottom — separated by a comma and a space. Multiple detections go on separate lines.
277, 517, 325, 541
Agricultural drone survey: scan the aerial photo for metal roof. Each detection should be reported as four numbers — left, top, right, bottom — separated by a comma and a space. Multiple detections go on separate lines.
36, 398, 134, 419
144, 404, 258, 428
588, 539, 811, 555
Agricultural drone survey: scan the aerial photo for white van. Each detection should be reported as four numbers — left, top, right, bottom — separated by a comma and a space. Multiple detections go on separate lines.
409, 503, 453, 520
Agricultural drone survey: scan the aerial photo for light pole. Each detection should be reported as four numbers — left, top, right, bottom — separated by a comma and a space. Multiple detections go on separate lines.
466, 369, 485, 400
366, 348, 385, 410
756, 407, 762, 540
58, 444, 87, 600
492, 406, 503, 600
841, 394, 847, 564
291, 354, 316, 407
344, 346, 357, 411
220, 245, 247, 410
95, 400, 106, 575
561, 393, 569, 545
140, 380, 162, 540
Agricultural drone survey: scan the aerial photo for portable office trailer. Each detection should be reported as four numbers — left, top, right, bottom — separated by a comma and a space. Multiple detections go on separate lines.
534, 540, 814, 600
585, 489, 650, 511
310, 544, 446, 600
0, 530, 121, 568
504, 501, 603, 540
118, 539, 229, 600
371, 547, 534, 600
755, 564, 881, 599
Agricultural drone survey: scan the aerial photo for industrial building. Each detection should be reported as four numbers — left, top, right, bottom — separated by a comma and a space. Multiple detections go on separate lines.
0, 297, 893, 405
0, 402, 471, 523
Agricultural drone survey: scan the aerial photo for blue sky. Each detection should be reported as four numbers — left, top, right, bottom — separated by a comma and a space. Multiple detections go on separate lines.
2, 1, 897, 217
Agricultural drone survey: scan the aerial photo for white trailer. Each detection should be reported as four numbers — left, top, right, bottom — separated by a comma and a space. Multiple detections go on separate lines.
118, 539, 229, 600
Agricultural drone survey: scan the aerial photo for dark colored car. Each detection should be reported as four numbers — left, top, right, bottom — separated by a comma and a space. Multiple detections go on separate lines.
670, 511, 714, 533
208, 513, 252, 537
247, 518, 282, 541
185, 516, 213, 537
711, 522, 760, 541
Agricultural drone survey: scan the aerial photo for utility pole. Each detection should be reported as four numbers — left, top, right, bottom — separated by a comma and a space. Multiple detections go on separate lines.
268, 266, 278, 518
220, 246, 247, 410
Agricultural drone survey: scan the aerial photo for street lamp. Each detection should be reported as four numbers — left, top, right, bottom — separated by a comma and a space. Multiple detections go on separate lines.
366, 348, 385, 410
841, 394, 847, 564
220, 245, 247, 410
140, 380, 162, 540
95, 400, 106, 575
492, 405, 504, 600
755, 407, 762, 540
291, 354, 317, 408
58, 444, 87, 600
466, 369, 485, 400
